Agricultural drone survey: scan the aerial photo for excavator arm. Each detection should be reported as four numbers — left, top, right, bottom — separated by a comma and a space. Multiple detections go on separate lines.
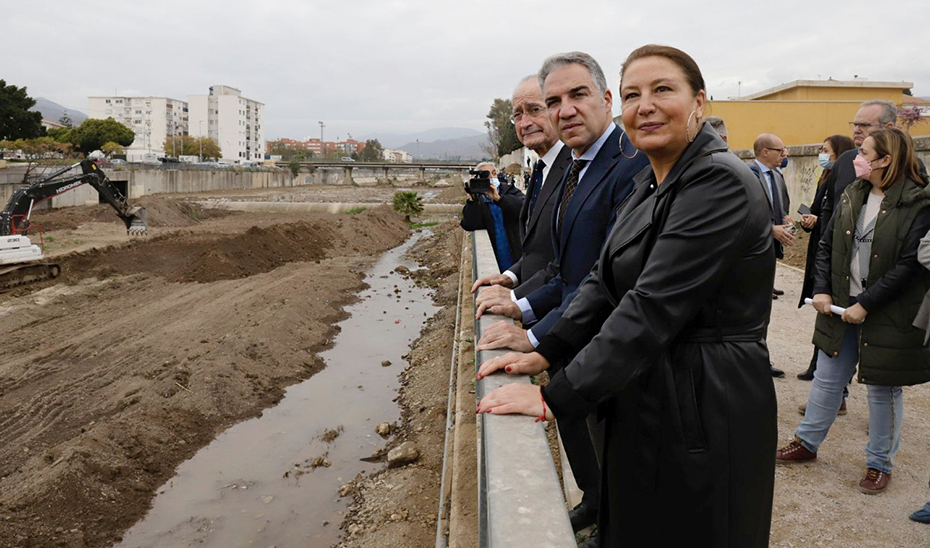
0, 159, 147, 236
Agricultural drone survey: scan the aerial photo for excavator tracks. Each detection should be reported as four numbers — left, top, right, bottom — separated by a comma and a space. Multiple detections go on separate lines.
0, 263, 61, 292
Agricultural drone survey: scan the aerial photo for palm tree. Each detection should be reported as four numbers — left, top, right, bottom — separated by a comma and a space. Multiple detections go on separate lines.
392, 191, 423, 223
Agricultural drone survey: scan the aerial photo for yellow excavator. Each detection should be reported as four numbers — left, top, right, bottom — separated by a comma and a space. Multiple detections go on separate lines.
0, 159, 147, 290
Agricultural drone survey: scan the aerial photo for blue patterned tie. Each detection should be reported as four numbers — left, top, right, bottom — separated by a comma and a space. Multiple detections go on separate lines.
558, 159, 588, 236
526, 159, 545, 229
768, 171, 782, 222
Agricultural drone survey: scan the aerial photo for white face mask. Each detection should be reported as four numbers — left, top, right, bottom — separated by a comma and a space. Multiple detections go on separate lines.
818, 153, 834, 169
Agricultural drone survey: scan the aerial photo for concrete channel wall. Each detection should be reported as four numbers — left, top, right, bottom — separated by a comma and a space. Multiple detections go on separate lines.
471, 231, 575, 548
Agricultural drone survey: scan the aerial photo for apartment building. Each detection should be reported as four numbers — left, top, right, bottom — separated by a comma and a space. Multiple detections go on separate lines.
383, 148, 412, 163
87, 96, 188, 155
188, 85, 265, 163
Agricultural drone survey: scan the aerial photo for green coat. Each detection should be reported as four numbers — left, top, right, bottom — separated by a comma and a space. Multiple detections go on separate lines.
812, 176, 930, 386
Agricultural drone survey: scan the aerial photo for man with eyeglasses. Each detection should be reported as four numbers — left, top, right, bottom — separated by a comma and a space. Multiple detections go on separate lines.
820, 100, 897, 225
473, 53, 647, 546
471, 75, 573, 299
750, 133, 792, 378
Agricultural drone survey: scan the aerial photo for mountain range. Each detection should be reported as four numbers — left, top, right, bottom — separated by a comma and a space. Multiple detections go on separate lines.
30, 98, 88, 126
360, 127, 489, 161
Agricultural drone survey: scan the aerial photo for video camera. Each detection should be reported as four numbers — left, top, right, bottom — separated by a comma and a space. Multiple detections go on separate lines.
464, 169, 493, 194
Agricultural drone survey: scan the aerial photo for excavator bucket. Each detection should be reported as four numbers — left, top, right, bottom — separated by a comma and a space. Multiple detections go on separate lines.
127, 207, 148, 235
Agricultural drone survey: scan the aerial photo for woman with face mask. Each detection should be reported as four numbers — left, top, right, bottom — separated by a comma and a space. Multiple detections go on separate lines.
796, 135, 855, 380
777, 128, 930, 495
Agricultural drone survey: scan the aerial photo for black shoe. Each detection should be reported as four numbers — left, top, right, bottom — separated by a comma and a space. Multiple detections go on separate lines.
578, 528, 599, 548
773, 288, 785, 296
797, 368, 815, 381
772, 293, 779, 300
771, 366, 785, 378
568, 502, 597, 532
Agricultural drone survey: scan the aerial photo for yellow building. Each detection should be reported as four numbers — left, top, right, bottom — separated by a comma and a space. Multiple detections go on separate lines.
708, 80, 930, 150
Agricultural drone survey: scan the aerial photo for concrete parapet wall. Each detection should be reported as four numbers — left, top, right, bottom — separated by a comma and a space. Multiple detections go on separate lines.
471, 230, 575, 548
0, 167, 296, 211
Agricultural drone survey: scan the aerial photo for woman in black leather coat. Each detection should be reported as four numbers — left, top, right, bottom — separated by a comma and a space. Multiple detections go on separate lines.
477, 45, 777, 547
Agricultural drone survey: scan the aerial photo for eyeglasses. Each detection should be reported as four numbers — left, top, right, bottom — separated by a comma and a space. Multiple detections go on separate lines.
765, 147, 786, 153
510, 104, 546, 124
849, 122, 879, 129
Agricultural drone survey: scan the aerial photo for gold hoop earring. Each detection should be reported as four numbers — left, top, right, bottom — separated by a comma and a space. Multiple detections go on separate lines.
619, 130, 638, 159
686, 110, 698, 143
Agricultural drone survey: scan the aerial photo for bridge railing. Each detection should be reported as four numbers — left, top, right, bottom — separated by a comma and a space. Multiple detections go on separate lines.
471, 230, 575, 548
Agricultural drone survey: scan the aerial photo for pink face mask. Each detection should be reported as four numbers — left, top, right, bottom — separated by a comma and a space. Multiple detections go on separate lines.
853, 154, 874, 179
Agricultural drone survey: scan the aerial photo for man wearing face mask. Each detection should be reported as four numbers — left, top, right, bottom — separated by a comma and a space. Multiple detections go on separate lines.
461, 162, 525, 272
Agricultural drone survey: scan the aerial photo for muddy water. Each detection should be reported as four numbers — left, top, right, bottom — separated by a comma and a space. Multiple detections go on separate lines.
115, 231, 439, 548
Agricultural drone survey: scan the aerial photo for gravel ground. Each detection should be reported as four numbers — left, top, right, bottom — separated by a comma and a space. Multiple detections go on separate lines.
768, 263, 930, 547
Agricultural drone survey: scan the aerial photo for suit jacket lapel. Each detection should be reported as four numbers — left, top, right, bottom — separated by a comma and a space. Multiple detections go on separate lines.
525, 146, 571, 239
559, 125, 621, 250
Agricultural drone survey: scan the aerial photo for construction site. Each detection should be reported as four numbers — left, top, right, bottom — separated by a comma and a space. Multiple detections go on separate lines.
1, 165, 930, 547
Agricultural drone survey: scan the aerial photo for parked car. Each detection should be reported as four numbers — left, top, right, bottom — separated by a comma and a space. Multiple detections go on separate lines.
341, 156, 355, 162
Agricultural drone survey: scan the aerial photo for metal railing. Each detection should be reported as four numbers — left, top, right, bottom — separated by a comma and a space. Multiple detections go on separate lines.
471, 230, 575, 548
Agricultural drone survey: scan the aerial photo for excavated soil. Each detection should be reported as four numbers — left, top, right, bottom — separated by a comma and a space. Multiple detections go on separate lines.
0, 196, 419, 548
5, 182, 930, 548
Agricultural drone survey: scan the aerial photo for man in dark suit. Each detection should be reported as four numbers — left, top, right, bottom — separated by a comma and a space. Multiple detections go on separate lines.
750, 133, 792, 378
820, 99, 898, 225
460, 161, 525, 272
470, 75, 572, 299
475, 52, 648, 545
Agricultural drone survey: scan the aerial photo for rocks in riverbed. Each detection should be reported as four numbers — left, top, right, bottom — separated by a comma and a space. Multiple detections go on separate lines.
387, 441, 419, 468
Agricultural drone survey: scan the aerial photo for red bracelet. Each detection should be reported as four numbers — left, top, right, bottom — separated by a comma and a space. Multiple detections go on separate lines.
535, 392, 548, 423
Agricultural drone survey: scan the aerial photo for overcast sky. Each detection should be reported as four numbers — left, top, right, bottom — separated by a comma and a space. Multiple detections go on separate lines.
5, 0, 929, 142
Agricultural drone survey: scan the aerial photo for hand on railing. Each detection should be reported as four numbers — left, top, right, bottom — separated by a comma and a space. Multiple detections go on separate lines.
477, 321, 533, 352
477, 384, 554, 421
476, 351, 549, 380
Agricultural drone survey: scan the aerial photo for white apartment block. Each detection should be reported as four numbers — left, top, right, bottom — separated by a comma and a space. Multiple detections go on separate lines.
188, 85, 264, 163
87, 96, 188, 156
383, 148, 412, 163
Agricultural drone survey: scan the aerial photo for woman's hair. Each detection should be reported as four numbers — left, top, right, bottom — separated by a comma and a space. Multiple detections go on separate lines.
868, 128, 927, 189
817, 134, 855, 186
620, 45, 705, 95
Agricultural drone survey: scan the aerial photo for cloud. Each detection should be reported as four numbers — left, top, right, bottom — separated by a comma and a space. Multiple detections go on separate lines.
5, 0, 929, 141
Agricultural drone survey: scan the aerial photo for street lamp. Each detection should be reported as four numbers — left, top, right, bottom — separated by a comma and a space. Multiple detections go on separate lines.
319, 121, 325, 159
199, 120, 203, 161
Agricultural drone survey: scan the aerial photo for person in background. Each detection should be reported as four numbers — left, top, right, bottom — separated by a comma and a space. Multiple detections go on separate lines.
471, 75, 572, 299
910, 228, 930, 523
749, 133, 792, 378
703, 115, 728, 145
460, 162, 524, 271
477, 44, 777, 547
777, 128, 930, 496
820, 100, 897, 225
796, 134, 855, 381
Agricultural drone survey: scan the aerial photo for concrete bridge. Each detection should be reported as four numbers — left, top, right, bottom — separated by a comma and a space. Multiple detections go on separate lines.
298, 161, 474, 185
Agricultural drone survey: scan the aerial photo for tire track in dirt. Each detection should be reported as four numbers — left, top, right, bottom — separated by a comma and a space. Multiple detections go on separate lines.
0, 203, 412, 547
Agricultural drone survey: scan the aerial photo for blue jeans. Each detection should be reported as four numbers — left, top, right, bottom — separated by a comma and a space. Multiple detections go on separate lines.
795, 323, 904, 473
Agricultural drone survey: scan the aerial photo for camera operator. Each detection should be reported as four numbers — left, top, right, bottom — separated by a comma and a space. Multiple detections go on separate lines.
461, 162, 525, 271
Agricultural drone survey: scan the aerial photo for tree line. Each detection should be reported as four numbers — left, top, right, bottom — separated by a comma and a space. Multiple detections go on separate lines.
1, 79, 221, 161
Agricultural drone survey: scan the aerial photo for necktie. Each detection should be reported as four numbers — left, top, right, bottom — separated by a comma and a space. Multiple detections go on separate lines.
558, 159, 588, 236
768, 171, 782, 223
526, 159, 545, 229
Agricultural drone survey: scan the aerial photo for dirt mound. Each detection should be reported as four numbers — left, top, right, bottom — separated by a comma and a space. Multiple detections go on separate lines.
0, 206, 413, 548
30, 196, 232, 232
50, 206, 410, 286
181, 222, 338, 283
